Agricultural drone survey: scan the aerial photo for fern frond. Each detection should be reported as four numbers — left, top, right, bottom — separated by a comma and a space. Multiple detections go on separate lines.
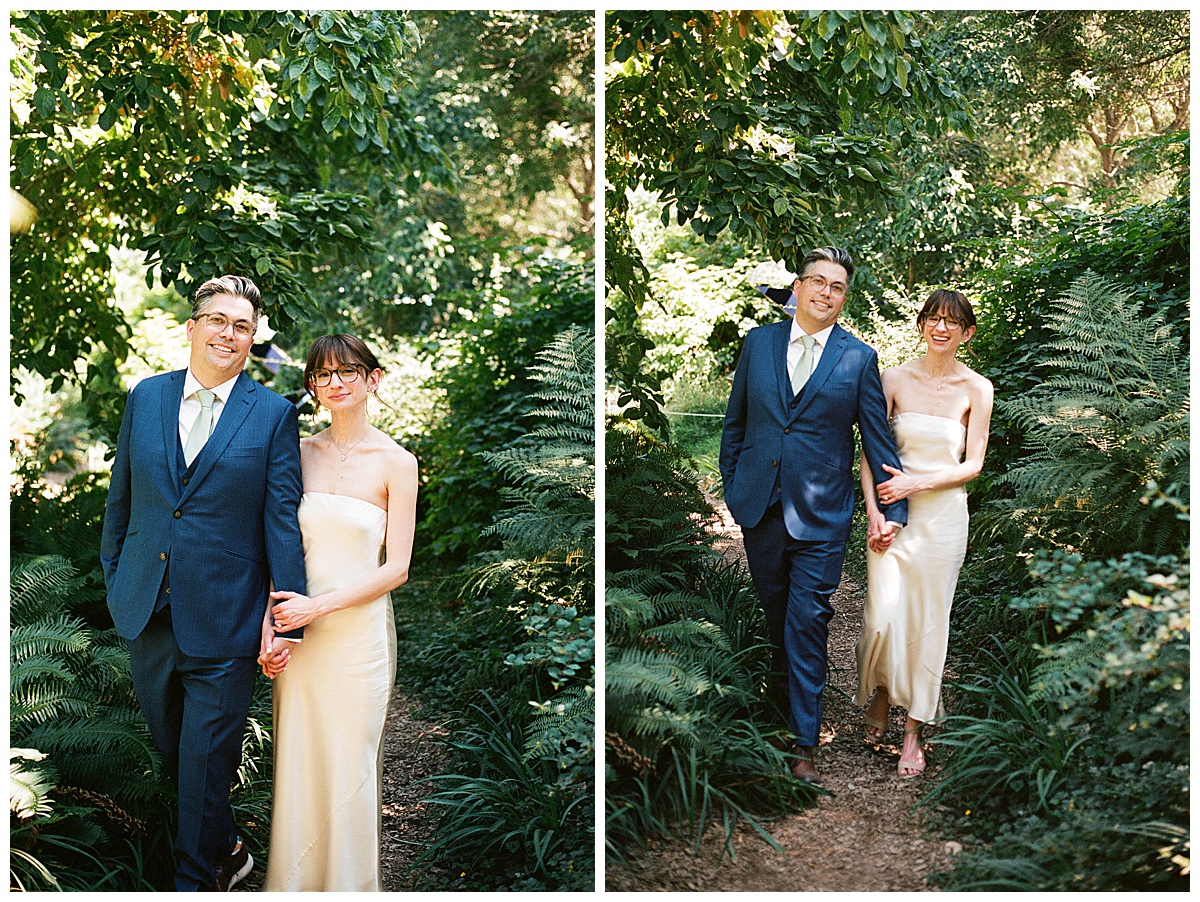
995, 273, 1188, 557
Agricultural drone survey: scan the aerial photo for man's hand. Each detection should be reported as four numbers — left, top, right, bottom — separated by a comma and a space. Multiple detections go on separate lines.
867, 513, 899, 554
258, 635, 290, 679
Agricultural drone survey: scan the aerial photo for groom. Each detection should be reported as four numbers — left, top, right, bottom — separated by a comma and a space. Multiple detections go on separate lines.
100, 275, 307, 890
720, 247, 907, 784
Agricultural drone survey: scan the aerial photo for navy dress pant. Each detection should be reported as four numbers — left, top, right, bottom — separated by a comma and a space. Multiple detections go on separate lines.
741, 502, 846, 748
128, 604, 258, 891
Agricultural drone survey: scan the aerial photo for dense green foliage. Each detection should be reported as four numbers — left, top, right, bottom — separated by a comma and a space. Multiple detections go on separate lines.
409, 330, 595, 890
9, 555, 170, 891
604, 425, 814, 862
10, 11, 440, 426
413, 257, 594, 563
928, 549, 1189, 891
992, 274, 1188, 558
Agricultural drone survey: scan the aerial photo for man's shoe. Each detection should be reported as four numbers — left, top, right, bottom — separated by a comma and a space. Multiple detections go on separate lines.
214, 839, 253, 891
790, 745, 822, 784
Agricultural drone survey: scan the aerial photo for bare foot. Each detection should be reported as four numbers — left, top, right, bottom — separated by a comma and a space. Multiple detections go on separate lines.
863, 688, 890, 742
898, 726, 926, 778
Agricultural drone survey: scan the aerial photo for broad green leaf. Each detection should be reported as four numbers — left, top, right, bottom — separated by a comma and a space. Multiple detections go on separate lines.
33, 86, 56, 119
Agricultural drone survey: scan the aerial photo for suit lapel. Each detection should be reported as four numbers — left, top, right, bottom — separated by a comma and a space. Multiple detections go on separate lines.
179, 372, 257, 503
162, 370, 186, 489
772, 319, 793, 412
789, 324, 849, 422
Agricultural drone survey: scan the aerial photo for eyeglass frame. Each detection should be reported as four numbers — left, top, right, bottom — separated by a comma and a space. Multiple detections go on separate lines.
799, 273, 849, 299
194, 311, 257, 340
309, 364, 366, 387
921, 313, 968, 331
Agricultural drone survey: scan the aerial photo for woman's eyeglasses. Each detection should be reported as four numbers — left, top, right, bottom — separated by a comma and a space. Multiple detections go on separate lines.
310, 365, 363, 387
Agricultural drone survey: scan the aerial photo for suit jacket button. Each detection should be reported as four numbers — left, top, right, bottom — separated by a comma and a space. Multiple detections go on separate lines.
784, 427, 790, 434
182, 477, 189, 485
165, 586, 171, 595
790, 400, 798, 408
173, 510, 181, 518
772, 460, 779, 467
159, 552, 167, 561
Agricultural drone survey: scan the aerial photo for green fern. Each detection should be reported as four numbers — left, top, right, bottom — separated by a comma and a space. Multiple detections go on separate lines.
420, 328, 596, 888
481, 326, 595, 563
994, 272, 1188, 556
9, 554, 173, 889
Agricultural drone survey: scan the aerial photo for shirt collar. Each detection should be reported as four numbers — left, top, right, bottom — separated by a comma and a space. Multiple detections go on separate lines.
183, 368, 240, 404
790, 319, 836, 347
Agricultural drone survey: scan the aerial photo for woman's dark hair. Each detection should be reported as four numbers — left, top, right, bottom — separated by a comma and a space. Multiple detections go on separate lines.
304, 334, 394, 411
916, 289, 976, 332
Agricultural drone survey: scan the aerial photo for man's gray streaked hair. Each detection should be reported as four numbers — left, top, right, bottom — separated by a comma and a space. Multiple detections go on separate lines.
798, 246, 854, 283
192, 275, 262, 320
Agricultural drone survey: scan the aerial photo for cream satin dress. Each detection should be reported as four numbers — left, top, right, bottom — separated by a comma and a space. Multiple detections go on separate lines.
855, 412, 968, 723
265, 492, 396, 892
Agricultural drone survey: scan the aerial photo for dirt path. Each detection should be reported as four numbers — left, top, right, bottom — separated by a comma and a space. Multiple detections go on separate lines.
605, 499, 958, 892
379, 690, 450, 891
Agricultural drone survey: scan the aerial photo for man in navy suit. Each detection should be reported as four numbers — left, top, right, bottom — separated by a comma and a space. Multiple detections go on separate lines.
101, 275, 307, 890
720, 247, 907, 784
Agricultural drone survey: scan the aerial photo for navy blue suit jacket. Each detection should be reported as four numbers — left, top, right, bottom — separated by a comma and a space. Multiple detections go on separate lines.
101, 369, 307, 658
720, 320, 907, 541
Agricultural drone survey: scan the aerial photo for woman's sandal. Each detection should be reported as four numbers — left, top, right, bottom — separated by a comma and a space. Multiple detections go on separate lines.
863, 690, 889, 742
863, 714, 888, 742
897, 729, 926, 778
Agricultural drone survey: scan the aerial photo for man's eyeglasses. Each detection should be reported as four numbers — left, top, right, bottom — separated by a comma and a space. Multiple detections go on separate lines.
195, 312, 256, 340
310, 365, 364, 387
801, 274, 848, 299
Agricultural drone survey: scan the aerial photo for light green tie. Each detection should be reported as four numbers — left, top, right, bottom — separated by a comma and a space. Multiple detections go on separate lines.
183, 389, 215, 466
792, 334, 816, 395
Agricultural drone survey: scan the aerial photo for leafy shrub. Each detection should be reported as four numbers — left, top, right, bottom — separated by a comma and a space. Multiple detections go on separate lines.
414, 328, 595, 890
929, 551, 1189, 891
10, 555, 173, 891
991, 273, 1188, 558
967, 172, 1188, 489
604, 420, 814, 863
414, 698, 593, 891
413, 256, 593, 563
604, 423, 717, 583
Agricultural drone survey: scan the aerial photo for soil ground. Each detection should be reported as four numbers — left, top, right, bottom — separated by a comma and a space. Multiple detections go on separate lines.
604, 499, 960, 892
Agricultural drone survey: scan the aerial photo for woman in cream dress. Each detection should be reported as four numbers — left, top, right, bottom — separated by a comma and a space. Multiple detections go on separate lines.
257, 334, 418, 890
854, 290, 993, 778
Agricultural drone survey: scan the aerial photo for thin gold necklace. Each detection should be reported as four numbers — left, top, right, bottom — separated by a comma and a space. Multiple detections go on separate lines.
333, 430, 368, 461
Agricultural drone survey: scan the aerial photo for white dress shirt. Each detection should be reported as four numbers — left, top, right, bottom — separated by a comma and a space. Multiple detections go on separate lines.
787, 320, 835, 384
178, 369, 240, 452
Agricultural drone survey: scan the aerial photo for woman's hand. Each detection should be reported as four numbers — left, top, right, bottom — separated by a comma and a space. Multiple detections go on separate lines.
866, 509, 897, 554
876, 464, 921, 505
270, 591, 326, 632
258, 640, 290, 679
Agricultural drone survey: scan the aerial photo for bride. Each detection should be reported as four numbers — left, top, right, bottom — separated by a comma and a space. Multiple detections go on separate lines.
258, 334, 418, 890
854, 290, 993, 778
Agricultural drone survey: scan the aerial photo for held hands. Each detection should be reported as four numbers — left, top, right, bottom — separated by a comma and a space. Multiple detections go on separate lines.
270, 590, 324, 633
876, 464, 920, 506
258, 619, 290, 679
867, 510, 899, 554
